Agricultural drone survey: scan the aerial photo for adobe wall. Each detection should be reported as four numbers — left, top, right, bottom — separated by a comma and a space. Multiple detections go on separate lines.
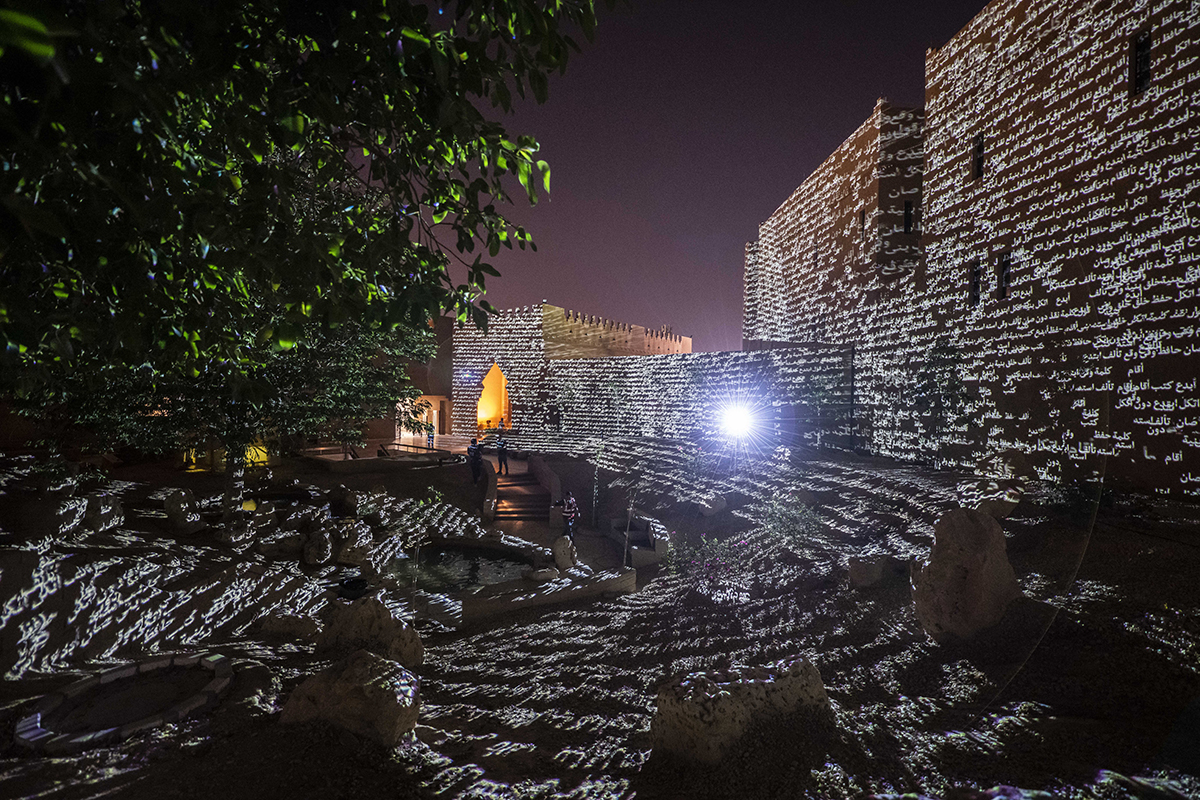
743, 0, 1200, 495
453, 306, 852, 449
744, 100, 933, 465
921, 0, 1200, 494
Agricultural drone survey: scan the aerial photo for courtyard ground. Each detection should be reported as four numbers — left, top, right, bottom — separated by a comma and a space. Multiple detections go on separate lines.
0, 445, 1198, 800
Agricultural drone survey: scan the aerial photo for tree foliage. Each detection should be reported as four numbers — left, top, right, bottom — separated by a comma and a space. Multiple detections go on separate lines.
20, 321, 435, 458
0, 0, 606, 394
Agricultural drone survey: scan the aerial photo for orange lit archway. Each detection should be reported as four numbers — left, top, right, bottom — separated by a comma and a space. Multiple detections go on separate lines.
476, 363, 511, 430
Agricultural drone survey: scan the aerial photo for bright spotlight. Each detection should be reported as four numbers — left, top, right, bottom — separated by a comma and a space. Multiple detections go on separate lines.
721, 405, 754, 439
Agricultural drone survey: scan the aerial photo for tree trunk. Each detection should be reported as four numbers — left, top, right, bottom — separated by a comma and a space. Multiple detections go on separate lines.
222, 443, 247, 521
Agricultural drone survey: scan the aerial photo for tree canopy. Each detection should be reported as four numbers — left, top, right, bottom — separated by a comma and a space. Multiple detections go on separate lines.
1, 0, 606, 396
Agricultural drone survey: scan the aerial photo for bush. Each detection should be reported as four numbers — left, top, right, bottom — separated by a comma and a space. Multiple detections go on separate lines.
752, 492, 822, 552
664, 531, 753, 586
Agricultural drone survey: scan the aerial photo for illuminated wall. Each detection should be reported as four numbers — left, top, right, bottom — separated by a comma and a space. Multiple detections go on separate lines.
744, 0, 1200, 494
452, 305, 852, 449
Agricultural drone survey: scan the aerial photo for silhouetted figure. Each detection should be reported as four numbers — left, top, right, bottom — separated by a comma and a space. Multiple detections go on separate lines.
427, 430, 435, 449
467, 438, 483, 484
496, 436, 510, 476
554, 492, 580, 540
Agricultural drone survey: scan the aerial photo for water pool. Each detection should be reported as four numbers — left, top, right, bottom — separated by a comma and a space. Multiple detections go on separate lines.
390, 546, 531, 593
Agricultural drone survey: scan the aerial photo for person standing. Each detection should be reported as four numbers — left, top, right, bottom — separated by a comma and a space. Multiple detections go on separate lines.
467, 438, 483, 484
554, 492, 580, 540
495, 436, 510, 476
426, 428, 435, 450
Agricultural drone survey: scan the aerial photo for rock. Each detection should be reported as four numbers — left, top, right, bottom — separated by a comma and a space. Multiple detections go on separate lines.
551, 536, 577, 571
260, 612, 323, 640
651, 656, 831, 764
848, 554, 909, 588
215, 518, 255, 547
698, 494, 728, 517
164, 488, 206, 534
256, 532, 305, 558
317, 596, 423, 668
279, 649, 419, 748
523, 566, 560, 583
14, 494, 87, 539
911, 508, 1021, 643
336, 519, 374, 566
83, 492, 124, 533
251, 501, 276, 531
960, 479, 1023, 520
303, 527, 334, 566
328, 485, 360, 517
976, 449, 1036, 481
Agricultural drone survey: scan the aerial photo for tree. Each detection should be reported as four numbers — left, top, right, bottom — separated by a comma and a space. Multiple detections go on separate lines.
17, 319, 435, 511
1, 0, 607, 394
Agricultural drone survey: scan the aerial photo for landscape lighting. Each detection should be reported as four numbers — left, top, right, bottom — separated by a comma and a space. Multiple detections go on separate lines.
721, 404, 755, 439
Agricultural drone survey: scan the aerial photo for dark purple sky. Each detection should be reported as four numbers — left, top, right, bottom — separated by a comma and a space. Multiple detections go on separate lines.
475, 0, 989, 352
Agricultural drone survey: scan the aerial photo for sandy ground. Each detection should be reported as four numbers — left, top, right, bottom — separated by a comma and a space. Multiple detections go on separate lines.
1, 447, 1199, 800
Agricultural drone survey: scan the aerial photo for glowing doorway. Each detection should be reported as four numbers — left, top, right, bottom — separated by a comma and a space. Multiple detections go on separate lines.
476, 363, 511, 430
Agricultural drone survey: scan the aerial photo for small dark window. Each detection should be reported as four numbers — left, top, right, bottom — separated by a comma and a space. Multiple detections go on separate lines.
971, 134, 985, 180
860, 208, 866, 239
1130, 29, 1152, 94
996, 251, 1012, 300
904, 201, 914, 234
968, 260, 982, 306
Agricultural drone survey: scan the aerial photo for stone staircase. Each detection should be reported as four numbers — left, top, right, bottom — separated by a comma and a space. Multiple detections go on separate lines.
494, 474, 549, 523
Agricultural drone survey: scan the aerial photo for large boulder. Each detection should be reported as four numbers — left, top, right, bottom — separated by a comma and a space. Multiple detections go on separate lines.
336, 519, 374, 566
215, 517, 255, 548
83, 492, 123, 533
163, 488, 206, 534
551, 536, 577, 571
279, 649, 419, 747
911, 508, 1021, 643
651, 656, 830, 764
303, 526, 334, 566
317, 596, 423, 668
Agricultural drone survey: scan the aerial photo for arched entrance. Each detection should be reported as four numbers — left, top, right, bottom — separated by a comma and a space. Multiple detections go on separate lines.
476, 363, 511, 431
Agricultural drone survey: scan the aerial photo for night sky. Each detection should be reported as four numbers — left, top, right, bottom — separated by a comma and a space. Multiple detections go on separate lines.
476, 0, 990, 352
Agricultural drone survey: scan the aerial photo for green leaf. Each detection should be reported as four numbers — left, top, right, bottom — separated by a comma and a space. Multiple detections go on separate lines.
0, 9, 54, 61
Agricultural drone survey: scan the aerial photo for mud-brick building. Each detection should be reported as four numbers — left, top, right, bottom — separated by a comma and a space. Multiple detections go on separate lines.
744, 0, 1200, 495
451, 303, 851, 448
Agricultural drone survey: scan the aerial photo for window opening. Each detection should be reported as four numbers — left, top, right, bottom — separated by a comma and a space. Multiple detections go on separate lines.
968, 260, 982, 306
996, 252, 1012, 300
1131, 29, 1152, 94
904, 201, 914, 234
860, 208, 866, 240
971, 134, 985, 181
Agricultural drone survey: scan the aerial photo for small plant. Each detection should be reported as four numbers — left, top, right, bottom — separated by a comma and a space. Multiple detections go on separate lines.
420, 487, 446, 506
752, 492, 822, 552
665, 530, 753, 586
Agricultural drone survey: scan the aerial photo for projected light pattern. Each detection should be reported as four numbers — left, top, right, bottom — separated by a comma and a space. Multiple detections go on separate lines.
740, 0, 1200, 495
452, 305, 856, 456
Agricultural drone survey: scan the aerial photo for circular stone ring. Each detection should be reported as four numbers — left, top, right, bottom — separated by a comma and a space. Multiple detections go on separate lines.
14, 653, 234, 755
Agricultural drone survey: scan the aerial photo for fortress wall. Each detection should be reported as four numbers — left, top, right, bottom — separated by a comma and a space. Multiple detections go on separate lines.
743, 0, 1200, 494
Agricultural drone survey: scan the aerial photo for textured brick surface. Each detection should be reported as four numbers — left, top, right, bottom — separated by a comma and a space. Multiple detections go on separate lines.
742, 0, 1200, 494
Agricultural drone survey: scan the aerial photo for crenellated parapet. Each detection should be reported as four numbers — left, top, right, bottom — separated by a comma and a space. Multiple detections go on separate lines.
542, 303, 691, 359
